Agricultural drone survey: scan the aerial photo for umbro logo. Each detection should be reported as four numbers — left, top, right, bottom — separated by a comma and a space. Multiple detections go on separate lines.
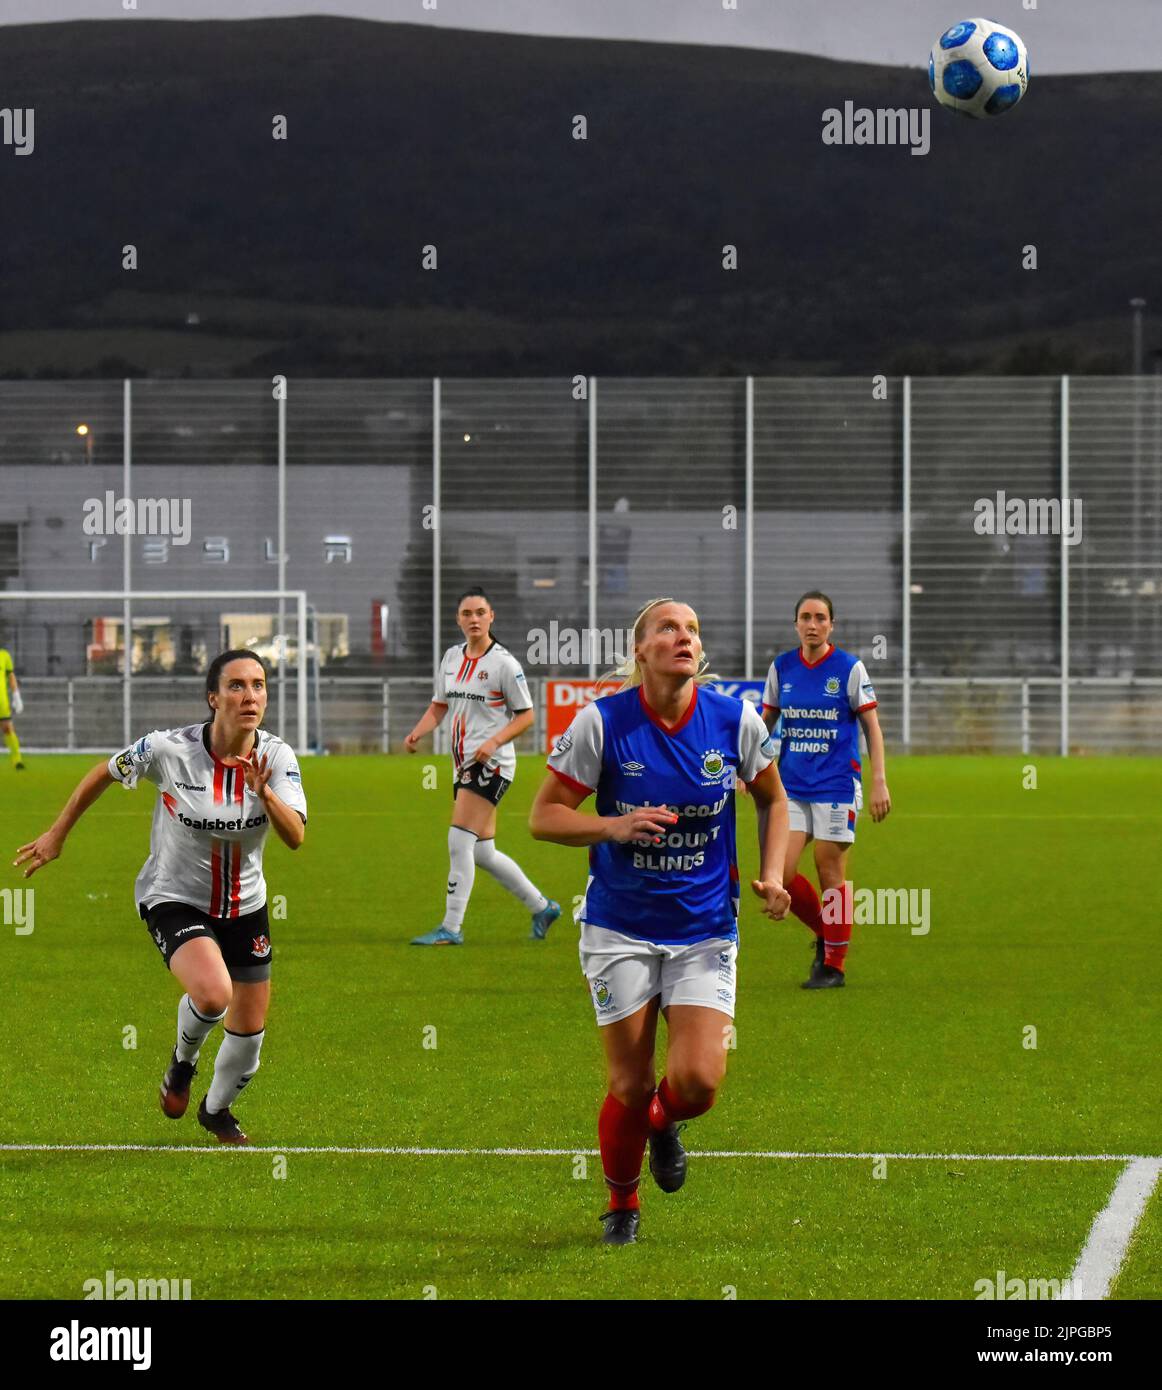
621, 761, 645, 775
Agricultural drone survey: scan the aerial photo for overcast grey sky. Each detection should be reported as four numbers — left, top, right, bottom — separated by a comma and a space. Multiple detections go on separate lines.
1, 0, 1159, 73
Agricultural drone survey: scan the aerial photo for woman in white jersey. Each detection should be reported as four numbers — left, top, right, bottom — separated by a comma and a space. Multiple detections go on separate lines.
531, 598, 791, 1245
406, 588, 559, 945
13, 649, 306, 1144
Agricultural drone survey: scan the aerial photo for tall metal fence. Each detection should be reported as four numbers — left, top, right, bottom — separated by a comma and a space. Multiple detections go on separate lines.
1, 377, 1159, 754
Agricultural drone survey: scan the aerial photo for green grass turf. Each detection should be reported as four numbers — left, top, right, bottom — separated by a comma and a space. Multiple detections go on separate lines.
1, 753, 1158, 1299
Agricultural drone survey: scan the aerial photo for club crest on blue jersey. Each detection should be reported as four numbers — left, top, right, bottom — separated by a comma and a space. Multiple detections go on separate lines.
700, 749, 726, 781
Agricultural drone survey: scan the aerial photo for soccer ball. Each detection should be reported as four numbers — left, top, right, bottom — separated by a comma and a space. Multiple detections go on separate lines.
929, 18, 1029, 118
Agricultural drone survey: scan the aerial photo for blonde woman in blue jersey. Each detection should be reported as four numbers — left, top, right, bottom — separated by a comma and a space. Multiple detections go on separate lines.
405, 587, 559, 945
0, 646, 25, 770
531, 598, 791, 1245
761, 591, 891, 990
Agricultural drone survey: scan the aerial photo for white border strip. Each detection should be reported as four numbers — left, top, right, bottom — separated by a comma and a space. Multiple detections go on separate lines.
1060, 1157, 1162, 1300
0, 1145, 1156, 1160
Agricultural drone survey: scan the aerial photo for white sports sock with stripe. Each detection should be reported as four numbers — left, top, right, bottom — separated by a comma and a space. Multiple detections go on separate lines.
175, 993, 226, 1064
206, 1028, 264, 1113
442, 825, 477, 932
474, 838, 547, 912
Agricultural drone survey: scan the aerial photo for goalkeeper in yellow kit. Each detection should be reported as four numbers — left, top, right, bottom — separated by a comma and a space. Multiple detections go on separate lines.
0, 647, 25, 770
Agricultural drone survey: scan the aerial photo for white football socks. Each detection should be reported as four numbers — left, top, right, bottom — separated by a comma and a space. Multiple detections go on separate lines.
206, 1028, 264, 1114
442, 825, 477, 932
175, 993, 227, 1064
474, 837, 547, 912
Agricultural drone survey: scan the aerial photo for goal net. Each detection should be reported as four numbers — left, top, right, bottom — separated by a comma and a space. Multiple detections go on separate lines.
0, 590, 310, 754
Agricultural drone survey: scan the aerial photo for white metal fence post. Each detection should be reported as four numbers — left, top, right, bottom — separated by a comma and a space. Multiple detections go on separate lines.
277, 384, 287, 740
432, 377, 443, 756
122, 379, 132, 747
296, 590, 308, 754
902, 376, 912, 749
745, 376, 754, 679
588, 377, 598, 681
1061, 375, 1070, 757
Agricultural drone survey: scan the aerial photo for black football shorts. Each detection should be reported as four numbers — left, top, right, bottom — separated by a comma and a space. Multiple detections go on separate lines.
452, 759, 512, 807
142, 901, 273, 982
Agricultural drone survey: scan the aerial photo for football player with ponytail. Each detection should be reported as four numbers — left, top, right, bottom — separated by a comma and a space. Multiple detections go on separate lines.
762, 591, 891, 989
531, 598, 790, 1245
405, 588, 559, 945
14, 650, 306, 1144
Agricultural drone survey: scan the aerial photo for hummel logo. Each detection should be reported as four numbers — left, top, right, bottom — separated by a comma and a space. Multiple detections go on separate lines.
447, 880, 457, 892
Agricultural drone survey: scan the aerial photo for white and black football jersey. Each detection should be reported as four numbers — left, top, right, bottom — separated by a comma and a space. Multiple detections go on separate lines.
432, 641, 532, 780
108, 723, 307, 918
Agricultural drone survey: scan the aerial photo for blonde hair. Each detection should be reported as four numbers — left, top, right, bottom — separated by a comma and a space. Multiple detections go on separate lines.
602, 596, 719, 692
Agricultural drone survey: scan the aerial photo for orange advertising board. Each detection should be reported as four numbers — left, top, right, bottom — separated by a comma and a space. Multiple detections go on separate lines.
545, 679, 620, 753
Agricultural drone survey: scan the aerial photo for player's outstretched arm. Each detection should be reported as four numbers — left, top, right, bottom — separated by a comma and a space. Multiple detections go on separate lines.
858, 707, 891, 821
529, 772, 678, 848
746, 762, 791, 920
13, 762, 115, 878
404, 701, 447, 753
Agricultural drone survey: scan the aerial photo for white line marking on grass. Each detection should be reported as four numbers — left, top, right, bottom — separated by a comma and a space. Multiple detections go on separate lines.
1059, 1157, 1162, 1300
0, 1145, 1157, 1161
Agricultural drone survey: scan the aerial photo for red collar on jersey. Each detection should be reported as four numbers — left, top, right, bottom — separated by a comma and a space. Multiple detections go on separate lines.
202, 721, 260, 768
637, 682, 699, 736
798, 643, 835, 669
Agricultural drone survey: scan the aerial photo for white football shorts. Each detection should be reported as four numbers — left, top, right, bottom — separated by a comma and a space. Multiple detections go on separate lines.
578, 921, 738, 1027
787, 784, 862, 845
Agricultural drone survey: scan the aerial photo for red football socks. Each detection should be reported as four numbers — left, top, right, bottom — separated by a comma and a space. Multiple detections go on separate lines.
598, 1093, 651, 1210
648, 1075, 714, 1132
787, 873, 824, 938
823, 880, 852, 972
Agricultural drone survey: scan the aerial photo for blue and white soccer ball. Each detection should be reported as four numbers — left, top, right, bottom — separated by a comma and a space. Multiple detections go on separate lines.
929, 18, 1029, 118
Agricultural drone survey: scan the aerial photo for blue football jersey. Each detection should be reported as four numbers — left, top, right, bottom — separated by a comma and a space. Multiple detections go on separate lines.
761, 645, 876, 801
547, 685, 776, 945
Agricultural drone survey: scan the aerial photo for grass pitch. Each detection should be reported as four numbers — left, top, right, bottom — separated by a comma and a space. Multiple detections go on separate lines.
0, 752, 1157, 1299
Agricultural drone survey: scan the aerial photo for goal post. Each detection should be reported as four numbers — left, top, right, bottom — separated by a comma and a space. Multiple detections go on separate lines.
0, 590, 309, 754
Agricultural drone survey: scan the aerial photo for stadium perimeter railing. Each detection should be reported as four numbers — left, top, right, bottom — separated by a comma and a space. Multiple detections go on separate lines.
10, 674, 1161, 757
1, 376, 1159, 755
